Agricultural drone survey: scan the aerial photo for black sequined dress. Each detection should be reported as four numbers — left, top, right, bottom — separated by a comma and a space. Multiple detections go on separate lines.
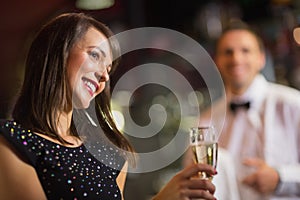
0, 120, 125, 200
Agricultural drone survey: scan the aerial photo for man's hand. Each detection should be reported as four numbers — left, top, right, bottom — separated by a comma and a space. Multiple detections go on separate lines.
242, 158, 280, 194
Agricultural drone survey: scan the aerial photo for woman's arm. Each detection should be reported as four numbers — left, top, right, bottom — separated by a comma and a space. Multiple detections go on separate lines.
0, 136, 46, 200
116, 161, 128, 200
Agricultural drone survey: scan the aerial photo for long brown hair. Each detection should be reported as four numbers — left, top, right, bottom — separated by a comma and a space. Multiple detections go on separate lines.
12, 13, 134, 162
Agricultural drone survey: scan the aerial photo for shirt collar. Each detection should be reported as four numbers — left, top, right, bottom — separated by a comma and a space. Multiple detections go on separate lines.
227, 74, 267, 111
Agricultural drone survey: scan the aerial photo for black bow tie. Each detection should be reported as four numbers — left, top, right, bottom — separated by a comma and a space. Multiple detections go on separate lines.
229, 101, 250, 113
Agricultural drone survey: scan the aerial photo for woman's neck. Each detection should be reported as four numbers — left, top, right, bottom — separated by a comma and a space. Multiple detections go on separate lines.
56, 111, 82, 146
57, 111, 72, 137
33, 110, 82, 147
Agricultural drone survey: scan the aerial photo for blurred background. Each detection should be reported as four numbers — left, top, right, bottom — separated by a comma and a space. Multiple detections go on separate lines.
1, 0, 300, 199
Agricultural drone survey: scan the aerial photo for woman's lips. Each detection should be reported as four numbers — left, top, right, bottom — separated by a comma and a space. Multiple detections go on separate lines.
82, 77, 99, 96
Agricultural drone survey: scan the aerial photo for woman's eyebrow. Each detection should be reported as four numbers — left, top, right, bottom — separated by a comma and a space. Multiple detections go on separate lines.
88, 46, 107, 58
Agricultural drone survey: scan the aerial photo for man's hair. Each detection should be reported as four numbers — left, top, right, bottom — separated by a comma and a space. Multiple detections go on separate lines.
216, 19, 265, 53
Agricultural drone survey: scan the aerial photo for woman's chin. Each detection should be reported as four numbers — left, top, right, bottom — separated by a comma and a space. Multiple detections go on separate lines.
72, 98, 91, 110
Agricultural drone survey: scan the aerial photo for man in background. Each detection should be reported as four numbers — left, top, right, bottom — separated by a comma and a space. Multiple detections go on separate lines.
185, 20, 300, 200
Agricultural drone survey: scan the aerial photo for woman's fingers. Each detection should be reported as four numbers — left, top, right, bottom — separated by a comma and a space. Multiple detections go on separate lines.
186, 178, 216, 194
181, 163, 217, 179
185, 189, 216, 200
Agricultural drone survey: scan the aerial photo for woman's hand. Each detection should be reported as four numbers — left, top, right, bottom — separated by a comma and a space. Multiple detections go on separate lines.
152, 163, 217, 200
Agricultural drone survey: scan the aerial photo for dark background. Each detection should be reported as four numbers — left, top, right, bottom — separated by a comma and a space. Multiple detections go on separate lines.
1, 0, 300, 118
1, 0, 300, 199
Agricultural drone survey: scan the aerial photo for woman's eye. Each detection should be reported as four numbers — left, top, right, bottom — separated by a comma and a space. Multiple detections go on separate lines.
89, 51, 100, 61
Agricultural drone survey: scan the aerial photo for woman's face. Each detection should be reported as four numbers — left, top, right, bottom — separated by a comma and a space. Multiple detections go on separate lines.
67, 27, 112, 109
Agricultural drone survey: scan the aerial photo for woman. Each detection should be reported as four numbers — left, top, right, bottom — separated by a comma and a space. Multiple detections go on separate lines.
0, 13, 216, 200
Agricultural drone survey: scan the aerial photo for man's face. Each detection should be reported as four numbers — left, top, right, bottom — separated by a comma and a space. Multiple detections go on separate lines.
215, 29, 266, 95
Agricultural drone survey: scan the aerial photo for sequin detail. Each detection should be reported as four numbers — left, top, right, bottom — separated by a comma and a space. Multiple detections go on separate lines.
0, 120, 125, 200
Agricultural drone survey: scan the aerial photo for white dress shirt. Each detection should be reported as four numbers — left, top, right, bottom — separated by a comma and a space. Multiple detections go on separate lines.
199, 74, 300, 200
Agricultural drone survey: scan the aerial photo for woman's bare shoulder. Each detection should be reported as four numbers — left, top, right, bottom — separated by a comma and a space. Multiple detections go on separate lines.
0, 135, 46, 200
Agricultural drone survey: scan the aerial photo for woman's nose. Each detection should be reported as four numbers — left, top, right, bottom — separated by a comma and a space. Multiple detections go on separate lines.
95, 69, 109, 82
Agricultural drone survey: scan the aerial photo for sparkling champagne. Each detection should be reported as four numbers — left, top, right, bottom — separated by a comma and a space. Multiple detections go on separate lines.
191, 142, 218, 180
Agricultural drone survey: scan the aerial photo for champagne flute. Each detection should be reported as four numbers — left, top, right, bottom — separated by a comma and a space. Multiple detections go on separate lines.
189, 126, 218, 180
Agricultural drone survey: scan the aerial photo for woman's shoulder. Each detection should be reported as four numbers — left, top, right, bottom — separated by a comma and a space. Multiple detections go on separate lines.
0, 119, 25, 135
0, 120, 47, 199
0, 119, 13, 126
0, 119, 39, 166
0, 119, 31, 139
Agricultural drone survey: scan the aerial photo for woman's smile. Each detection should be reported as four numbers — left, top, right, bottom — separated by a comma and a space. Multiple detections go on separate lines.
67, 27, 112, 108
82, 77, 99, 96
